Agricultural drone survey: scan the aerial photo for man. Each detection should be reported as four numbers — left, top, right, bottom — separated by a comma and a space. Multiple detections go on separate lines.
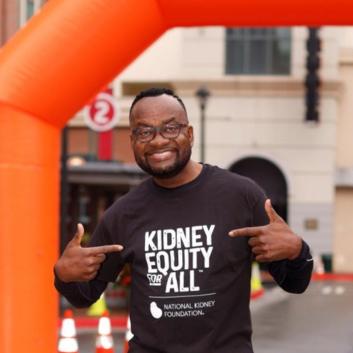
55, 87, 313, 353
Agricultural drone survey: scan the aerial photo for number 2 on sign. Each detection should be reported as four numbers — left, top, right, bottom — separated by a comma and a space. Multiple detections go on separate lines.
94, 100, 110, 124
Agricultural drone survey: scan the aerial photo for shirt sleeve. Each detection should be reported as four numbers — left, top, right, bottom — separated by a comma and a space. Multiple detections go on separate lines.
268, 241, 313, 293
54, 268, 108, 308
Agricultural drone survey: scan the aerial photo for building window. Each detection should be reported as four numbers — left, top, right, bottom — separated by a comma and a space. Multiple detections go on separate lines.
225, 28, 291, 75
19, 0, 45, 26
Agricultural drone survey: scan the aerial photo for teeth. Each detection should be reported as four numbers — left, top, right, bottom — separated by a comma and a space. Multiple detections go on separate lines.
151, 151, 170, 156
149, 151, 173, 162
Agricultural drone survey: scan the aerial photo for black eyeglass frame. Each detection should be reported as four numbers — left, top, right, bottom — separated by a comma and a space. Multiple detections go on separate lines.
131, 122, 189, 143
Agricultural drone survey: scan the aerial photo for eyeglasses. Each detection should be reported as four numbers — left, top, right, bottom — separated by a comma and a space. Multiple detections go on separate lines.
132, 122, 188, 143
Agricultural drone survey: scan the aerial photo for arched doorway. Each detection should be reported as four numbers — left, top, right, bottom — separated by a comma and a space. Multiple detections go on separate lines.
230, 157, 288, 221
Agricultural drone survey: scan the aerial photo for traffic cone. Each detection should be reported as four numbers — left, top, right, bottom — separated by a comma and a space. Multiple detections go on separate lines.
250, 262, 264, 299
88, 293, 107, 316
58, 309, 79, 353
95, 310, 114, 353
123, 316, 133, 353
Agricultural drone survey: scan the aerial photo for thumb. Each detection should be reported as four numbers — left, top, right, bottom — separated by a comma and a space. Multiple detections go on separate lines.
265, 199, 277, 223
71, 223, 85, 246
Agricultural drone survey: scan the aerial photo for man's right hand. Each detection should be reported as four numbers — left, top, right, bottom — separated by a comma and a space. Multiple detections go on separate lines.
54, 223, 123, 283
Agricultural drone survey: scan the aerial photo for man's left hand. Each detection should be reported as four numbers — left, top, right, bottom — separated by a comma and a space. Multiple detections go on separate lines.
228, 199, 302, 262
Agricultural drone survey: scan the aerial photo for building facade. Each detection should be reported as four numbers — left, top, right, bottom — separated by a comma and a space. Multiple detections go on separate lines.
0, 0, 18, 45
334, 29, 353, 272
0, 0, 46, 45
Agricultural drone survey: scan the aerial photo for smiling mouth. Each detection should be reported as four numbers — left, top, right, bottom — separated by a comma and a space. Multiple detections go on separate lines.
147, 150, 175, 162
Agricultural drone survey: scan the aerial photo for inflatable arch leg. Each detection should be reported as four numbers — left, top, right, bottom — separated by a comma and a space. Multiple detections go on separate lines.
0, 105, 59, 353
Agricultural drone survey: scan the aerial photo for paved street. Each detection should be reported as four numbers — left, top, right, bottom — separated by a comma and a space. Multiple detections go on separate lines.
78, 331, 125, 353
76, 280, 353, 353
252, 280, 353, 353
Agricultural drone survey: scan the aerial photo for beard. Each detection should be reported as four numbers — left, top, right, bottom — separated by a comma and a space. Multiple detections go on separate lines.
134, 146, 192, 179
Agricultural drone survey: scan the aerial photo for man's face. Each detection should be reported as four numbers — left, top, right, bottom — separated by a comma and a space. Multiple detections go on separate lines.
130, 94, 193, 179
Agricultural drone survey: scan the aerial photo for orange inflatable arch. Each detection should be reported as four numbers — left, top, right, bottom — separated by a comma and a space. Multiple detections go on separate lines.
0, 0, 352, 352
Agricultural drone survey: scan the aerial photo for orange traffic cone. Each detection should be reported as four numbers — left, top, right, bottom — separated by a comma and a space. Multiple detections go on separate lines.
95, 310, 114, 353
58, 309, 79, 353
123, 316, 133, 353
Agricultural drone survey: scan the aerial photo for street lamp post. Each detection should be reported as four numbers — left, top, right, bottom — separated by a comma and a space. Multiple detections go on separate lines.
195, 86, 210, 163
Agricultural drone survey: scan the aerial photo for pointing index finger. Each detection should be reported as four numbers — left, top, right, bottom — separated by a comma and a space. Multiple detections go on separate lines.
88, 244, 124, 255
228, 226, 264, 237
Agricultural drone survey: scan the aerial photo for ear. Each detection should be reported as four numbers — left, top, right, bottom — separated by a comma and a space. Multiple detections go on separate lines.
187, 125, 194, 147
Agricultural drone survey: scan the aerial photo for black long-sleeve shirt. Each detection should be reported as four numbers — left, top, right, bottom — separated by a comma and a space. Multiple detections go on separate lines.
55, 165, 313, 353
